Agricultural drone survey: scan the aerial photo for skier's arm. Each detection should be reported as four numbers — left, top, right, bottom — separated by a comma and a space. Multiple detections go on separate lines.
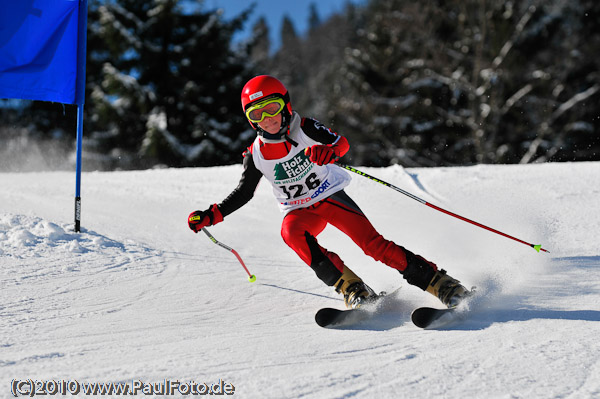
301, 118, 349, 165
188, 153, 262, 232
218, 154, 262, 217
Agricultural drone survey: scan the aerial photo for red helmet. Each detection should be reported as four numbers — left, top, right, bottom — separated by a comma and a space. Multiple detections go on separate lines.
241, 75, 292, 114
241, 75, 292, 142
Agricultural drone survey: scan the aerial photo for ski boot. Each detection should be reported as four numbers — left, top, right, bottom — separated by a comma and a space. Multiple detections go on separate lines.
401, 249, 471, 307
342, 281, 378, 309
304, 233, 378, 309
425, 269, 470, 307
333, 266, 377, 309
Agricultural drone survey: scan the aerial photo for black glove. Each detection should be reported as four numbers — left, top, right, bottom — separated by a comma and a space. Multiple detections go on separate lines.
188, 204, 223, 233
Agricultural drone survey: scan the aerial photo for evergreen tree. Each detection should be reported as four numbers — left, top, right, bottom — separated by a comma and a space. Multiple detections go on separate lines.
336, 0, 599, 166
269, 15, 303, 86
518, 0, 600, 163
249, 16, 270, 64
268, 3, 361, 123
308, 3, 321, 30
85, 0, 256, 168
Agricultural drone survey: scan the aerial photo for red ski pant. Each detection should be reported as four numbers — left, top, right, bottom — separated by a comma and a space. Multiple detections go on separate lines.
281, 191, 408, 273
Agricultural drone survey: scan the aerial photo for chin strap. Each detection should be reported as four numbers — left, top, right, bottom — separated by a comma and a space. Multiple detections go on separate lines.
285, 133, 298, 147
281, 112, 297, 145
254, 110, 297, 145
258, 120, 297, 146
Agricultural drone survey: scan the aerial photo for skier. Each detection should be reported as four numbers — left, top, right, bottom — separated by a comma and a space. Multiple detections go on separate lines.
188, 75, 470, 309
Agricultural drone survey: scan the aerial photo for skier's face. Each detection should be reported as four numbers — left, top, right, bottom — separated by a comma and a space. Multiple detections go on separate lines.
257, 113, 282, 134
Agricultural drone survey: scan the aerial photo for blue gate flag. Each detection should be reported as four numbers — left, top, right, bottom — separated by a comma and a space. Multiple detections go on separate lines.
0, 0, 85, 105
0, 0, 88, 232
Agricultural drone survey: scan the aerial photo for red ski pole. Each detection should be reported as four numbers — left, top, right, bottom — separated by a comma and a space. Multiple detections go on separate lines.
201, 227, 257, 282
336, 162, 549, 253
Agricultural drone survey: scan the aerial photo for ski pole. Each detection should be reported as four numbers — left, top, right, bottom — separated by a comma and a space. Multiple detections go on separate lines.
201, 227, 257, 282
336, 162, 549, 253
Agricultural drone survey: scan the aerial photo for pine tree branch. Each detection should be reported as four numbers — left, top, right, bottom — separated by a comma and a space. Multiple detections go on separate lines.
520, 84, 600, 164
492, 5, 537, 69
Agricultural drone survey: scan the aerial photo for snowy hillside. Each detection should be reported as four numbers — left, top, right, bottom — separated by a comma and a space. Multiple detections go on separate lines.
1, 162, 599, 398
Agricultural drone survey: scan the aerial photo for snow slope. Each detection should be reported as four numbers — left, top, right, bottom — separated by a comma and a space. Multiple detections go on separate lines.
1, 162, 599, 398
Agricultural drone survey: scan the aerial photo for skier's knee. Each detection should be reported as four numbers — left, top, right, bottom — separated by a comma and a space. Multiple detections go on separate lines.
280, 224, 296, 248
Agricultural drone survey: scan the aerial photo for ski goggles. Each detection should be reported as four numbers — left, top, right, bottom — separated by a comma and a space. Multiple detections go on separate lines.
245, 97, 285, 123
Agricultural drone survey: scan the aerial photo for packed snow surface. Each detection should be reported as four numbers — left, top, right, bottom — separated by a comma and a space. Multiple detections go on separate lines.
1, 162, 599, 398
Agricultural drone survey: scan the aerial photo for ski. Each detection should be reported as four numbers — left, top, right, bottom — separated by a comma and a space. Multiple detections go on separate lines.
315, 307, 367, 327
411, 307, 457, 328
412, 286, 477, 328
315, 289, 400, 328
317, 305, 463, 329
316, 289, 473, 328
